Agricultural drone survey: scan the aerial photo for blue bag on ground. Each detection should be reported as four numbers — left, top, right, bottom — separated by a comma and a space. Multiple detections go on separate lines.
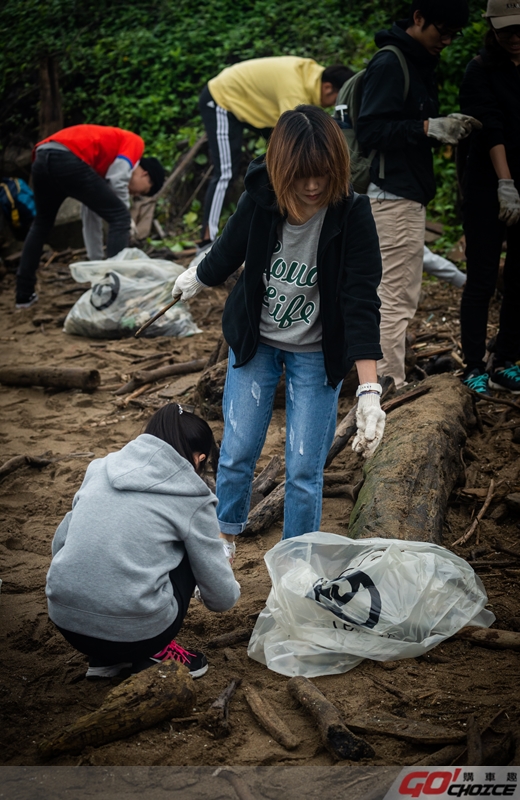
248, 531, 495, 677
0, 177, 36, 238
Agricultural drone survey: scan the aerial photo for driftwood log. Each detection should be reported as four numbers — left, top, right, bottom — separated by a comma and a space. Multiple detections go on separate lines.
243, 685, 300, 750
115, 358, 206, 395
453, 626, 520, 651
206, 628, 252, 649
347, 713, 465, 746
38, 661, 195, 758
348, 374, 472, 542
0, 366, 100, 393
0, 451, 92, 482
287, 676, 374, 761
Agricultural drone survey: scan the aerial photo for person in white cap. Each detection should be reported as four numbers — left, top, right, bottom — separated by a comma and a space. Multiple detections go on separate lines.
459, 0, 520, 395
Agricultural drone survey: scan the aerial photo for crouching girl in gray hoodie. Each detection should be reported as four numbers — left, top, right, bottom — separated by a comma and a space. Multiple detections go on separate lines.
46, 403, 240, 679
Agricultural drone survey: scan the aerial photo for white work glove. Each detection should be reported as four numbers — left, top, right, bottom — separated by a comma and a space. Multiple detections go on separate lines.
497, 179, 520, 226
427, 114, 481, 145
352, 392, 386, 458
171, 265, 206, 301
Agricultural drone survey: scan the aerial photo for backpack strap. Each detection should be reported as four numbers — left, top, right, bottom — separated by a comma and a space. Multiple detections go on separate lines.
0, 182, 16, 210
375, 46, 411, 182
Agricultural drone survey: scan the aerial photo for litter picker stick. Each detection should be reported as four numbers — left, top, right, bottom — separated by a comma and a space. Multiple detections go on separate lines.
134, 296, 181, 339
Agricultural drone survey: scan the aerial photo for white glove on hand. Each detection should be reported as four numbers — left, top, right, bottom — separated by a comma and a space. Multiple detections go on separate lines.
171, 265, 205, 300
498, 179, 520, 226
352, 392, 386, 458
427, 114, 481, 145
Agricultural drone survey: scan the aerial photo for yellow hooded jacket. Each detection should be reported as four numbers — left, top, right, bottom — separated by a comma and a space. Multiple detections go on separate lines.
208, 56, 324, 129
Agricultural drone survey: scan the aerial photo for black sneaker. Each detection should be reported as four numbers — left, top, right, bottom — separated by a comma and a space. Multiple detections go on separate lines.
133, 639, 208, 678
489, 362, 520, 394
15, 292, 38, 309
463, 368, 491, 396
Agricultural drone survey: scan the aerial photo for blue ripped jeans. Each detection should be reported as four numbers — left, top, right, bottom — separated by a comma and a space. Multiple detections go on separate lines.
216, 344, 342, 539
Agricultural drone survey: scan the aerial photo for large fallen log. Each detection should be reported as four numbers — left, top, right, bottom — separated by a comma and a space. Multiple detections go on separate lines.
287, 676, 374, 761
115, 358, 206, 395
0, 366, 100, 393
38, 661, 195, 758
348, 374, 472, 542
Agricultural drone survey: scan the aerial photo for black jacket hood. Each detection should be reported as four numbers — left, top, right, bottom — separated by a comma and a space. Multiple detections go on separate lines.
243, 156, 278, 211
375, 21, 439, 73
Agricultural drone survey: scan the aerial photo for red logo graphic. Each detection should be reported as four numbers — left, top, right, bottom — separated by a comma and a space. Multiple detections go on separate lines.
399, 771, 461, 797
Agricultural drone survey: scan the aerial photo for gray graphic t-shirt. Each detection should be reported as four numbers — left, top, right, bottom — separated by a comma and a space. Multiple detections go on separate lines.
259, 206, 326, 352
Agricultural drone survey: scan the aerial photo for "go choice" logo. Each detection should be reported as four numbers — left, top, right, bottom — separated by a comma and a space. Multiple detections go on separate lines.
398, 770, 517, 798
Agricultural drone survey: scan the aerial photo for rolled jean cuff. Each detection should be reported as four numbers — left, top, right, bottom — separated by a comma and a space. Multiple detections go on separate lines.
218, 519, 246, 535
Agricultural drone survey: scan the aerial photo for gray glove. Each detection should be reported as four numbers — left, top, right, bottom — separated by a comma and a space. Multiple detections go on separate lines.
171, 265, 206, 300
352, 392, 386, 458
497, 179, 520, 226
427, 113, 481, 145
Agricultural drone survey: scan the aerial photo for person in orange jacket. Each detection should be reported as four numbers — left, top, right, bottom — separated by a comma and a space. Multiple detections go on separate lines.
16, 124, 164, 308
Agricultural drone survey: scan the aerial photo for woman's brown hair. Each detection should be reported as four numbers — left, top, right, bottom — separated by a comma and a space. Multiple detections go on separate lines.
266, 105, 350, 222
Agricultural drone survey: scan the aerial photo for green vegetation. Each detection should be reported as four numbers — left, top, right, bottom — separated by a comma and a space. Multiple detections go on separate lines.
0, 0, 489, 246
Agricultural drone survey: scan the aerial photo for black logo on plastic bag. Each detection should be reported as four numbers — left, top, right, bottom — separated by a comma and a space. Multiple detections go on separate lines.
90, 272, 120, 310
313, 570, 382, 629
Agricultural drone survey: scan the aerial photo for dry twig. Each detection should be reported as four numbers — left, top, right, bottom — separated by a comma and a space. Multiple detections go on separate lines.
452, 479, 495, 546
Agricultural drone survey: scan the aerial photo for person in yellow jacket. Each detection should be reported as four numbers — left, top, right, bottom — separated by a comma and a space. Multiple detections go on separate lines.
199, 56, 353, 245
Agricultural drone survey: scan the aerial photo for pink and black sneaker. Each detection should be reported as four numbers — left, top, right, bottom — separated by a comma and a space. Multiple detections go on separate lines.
146, 639, 208, 678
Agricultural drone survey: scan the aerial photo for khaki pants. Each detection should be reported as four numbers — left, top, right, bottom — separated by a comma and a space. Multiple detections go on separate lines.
370, 197, 425, 388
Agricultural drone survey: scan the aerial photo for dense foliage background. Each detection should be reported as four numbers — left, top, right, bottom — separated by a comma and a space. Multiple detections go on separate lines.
0, 0, 489, 241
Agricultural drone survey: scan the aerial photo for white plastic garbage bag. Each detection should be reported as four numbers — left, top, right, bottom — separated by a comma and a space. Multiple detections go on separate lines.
248, 532, 495, 678
63, 248, 202, 339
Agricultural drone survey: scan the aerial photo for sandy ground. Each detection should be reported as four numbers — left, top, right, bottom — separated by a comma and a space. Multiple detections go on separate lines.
0, 252, 519, 767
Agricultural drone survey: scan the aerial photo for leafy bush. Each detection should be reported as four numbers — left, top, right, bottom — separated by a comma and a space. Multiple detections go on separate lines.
0, 0, 490, 242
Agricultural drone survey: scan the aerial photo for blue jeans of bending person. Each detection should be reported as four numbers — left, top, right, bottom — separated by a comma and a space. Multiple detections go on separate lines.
216, 344, 342, 540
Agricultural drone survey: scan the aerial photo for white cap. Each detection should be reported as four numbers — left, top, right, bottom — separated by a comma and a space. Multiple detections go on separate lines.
484, 0, 520, 29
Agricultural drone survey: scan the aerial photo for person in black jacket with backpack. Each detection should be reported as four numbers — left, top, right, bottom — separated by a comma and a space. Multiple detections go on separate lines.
459, 0, 520, 395
356, 0, 480, 388
171, 106, 384, 548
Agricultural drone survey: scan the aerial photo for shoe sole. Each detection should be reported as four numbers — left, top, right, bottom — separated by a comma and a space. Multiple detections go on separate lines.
85, 662, 132, 678
488, 379, 520, 394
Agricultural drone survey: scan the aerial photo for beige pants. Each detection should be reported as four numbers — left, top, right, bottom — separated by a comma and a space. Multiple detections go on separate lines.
370, 197, 425, 388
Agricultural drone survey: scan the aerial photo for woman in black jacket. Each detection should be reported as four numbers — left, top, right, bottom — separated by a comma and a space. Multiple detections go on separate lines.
173, 106, 384, 547
460, 1, 520, 394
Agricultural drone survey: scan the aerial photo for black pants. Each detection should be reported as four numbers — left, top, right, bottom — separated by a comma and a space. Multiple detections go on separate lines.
460, 160, 520, 371
16, 148, 131, 300
199, 85, 245, 241
55, 553, 197, 666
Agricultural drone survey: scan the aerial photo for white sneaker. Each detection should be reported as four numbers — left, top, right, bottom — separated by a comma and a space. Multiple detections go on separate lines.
85, 662, 132, 678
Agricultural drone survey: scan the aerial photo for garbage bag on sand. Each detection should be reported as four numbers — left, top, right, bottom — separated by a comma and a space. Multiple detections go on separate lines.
248, 531, 495, 678
63, 248, 201, 339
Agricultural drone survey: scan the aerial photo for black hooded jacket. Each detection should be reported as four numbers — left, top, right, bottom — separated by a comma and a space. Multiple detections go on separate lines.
196, 158, 383, 389
356, 22, 439, 205
460, 47, 520, 172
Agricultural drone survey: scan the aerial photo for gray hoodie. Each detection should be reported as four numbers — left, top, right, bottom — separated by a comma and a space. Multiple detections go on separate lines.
46, 434, 240, 641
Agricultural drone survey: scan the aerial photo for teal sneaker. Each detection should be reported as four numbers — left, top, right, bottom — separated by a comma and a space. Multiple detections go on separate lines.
463, 368, 491, 395
489, 362, 520, 394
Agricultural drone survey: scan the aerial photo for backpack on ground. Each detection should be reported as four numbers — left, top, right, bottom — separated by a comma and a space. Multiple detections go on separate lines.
0, 177, 36, 239
335, 45, 410, 194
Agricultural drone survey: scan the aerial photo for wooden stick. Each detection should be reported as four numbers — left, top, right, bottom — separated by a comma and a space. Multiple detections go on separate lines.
206, 628, 252, 649
0, 452, 93, 482
118, 383, 152, 407
369, 676, 413, 703
115, 358, 206, 395
134, 296, 181, 338
469, 392, 520, 413
213, 768, 258, 800
466, 714, 483, 766
243, 685, 300, 750
380, 384, 430, 413
492, 538, 520, 560
452, 479, 495, 546
200, 678, 241, 739
287, 676, 375, 761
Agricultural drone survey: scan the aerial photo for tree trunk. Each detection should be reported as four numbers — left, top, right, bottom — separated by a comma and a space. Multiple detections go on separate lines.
38, 661, 195, 758
0, 366, 100, 393
348, 374, 472, 543
39, 57, 63, 139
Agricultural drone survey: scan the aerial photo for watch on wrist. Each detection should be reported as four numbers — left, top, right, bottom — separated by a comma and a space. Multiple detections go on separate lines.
356, 382, 382, 397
